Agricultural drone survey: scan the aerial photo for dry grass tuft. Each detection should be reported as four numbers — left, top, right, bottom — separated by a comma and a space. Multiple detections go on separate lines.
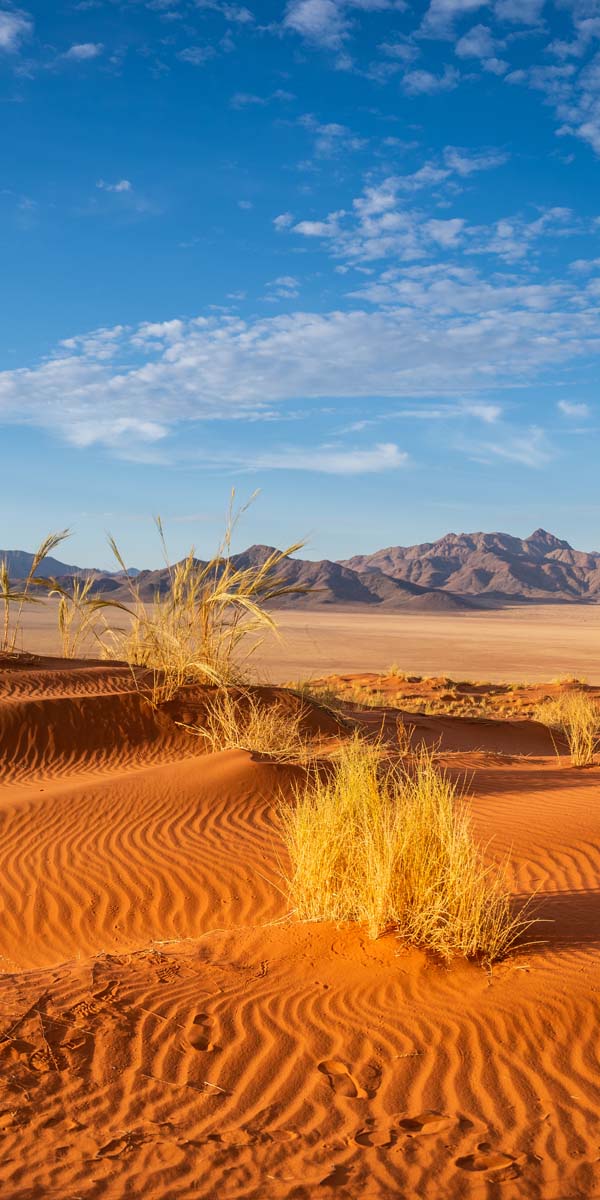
290, 679, 345, 713
537, 690, 600, 766
280, 735, 530, 961
184, 688, 314, 762
103, 493, 306, 704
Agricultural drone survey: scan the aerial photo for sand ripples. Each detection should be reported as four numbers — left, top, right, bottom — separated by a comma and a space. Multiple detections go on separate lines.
1, 666, 600, 1197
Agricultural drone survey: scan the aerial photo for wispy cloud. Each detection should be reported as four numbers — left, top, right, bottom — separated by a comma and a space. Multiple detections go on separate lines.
0, 292, 597, 456
558, 399, 590, 419
251, 441, 408, 474
63, 43, 103, 60
96, 178, 132, 193
470, 426, 554, 467
230, 88, 295, 107
0, 8, 32, 54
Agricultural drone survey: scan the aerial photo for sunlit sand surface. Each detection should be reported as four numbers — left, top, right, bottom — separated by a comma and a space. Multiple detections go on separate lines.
1, 650, 600, 1197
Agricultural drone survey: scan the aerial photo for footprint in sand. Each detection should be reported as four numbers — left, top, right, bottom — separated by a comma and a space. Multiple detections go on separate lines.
456, 1142, 522, 1180
399, 1111, 455, 1136
318, 1059, 369, 1099
188, 1013, 217, 1052
355, 1126, 394, 1148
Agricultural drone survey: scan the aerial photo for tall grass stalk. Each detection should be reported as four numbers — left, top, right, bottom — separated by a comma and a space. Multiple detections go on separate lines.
280, 736, 530, 961
48, 575, 122, 659
1, 531, 70, 654
104, 493, 306, 704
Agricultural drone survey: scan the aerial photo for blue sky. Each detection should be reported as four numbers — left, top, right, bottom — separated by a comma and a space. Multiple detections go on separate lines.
1, 0, 599, 567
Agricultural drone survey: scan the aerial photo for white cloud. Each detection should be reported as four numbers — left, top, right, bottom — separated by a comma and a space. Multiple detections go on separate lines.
1, 289, 598, 457
283, 0, 350, 48
178, 45, 216, 64
252, 441, 408, 473
421, 0, 489, 38
63, 42, 104, 60
443, 145, 508, 174
265, 274, 300, 298
0, 8, 32, 53
96, 179, 132, 193
231, 88, 294, 107
425, 217, 465, 246
494, 0, 544, 23
402, 65, 460, 94
274, 211, 295, 231
558, 399, 590, 418
455, 22, 496, 57
68, 417, 169, 449
310, 119, 367, 156
287, 171, 556, 267
349, 262, 567, 312
293, 214, 343, 237
472, 426, 553, 467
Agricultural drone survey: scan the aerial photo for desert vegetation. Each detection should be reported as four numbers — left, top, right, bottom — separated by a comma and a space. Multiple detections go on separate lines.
183, 687, 315, 763
1, 530, 70, 655
280, 735, 529, 961
104, 500, 305, 705
537, 689, 600, 766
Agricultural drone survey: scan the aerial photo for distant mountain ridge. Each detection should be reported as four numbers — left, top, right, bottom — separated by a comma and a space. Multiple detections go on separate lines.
0, 550, 140, 581
340, 529, 600, 603
2, 528, 599, 609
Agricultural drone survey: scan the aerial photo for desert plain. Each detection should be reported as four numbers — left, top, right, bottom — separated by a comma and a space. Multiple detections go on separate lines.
12, 598, 600, 683
1, 604, 600, 1199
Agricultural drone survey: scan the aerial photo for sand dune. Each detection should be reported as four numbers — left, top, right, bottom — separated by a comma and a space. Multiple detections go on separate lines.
1, 660, 600, 1198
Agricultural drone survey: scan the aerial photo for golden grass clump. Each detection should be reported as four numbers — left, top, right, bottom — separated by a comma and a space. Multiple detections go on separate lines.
184, 688, 312, 762
280, 735, 528, 961
537, 690, 600, 767
103, 493, 306, 704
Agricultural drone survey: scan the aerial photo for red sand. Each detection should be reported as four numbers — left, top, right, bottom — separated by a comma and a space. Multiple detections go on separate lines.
1, 659, 600, 1198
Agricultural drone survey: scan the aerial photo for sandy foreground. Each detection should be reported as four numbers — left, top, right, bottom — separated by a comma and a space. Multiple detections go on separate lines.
1, 653, 600, 1199
14, 598, 600, 683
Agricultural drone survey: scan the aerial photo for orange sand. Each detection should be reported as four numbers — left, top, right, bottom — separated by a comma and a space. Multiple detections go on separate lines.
1, 659, 600, 1198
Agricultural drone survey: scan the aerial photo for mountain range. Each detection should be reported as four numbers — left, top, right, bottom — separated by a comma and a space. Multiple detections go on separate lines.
2, 529, 600, 611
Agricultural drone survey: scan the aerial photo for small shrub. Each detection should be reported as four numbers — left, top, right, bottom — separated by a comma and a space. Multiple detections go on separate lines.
184, 688, 313, 762
537, 690, 600, 767
280, 736, 529, 961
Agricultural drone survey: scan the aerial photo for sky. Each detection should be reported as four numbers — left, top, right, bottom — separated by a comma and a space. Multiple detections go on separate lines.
1, 0, 600, 567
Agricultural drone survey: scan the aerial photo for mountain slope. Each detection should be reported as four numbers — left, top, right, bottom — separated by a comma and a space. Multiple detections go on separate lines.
341, 529, 600, 603
97, 546, 477, 612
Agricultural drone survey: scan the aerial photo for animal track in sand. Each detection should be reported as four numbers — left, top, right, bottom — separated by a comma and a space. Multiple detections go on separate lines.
96, 1130, 147, 1159
318, 1058, 381, 1099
